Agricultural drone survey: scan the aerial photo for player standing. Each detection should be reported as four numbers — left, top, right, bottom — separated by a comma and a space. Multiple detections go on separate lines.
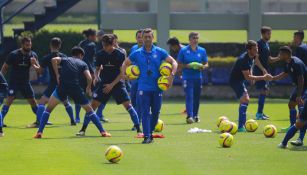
1, 37, 41, 128
0, 72, 8, 137
177, 32, 208, 124
123, 28, 178, 144
229, 40, 272, 132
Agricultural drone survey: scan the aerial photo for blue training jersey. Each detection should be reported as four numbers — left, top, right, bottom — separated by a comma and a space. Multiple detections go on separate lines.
129, 45, 169, 91
229, 52, 253, 82
79, 39, 96, 74
284, 56, 307, 87
40, 51, 67, 83
177, 45, 208, 80
294, 43, 307, 66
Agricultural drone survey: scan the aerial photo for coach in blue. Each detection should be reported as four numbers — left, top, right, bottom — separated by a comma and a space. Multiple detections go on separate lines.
229, 40, 273, 132
36, 38, 75, 126
34, 46, 110, 138
123, 28, 178, 144
274, 46, 307, 148
1, 37, 41, 128
0, 72, 8, 137
178, 32, 208, 124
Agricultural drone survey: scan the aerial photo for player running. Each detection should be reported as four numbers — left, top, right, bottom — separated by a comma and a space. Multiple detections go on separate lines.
76, 34, 142, 136
34, 46, 110, 138
0, 72, 8, 137
123, 28, 178, 144
36, 37, 76, 126
177, 32, 208, 124
229, 40, 273, 132
1, 37, 41, 128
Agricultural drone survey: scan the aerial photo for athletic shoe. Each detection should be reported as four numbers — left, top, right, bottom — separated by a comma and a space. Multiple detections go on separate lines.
152, 134, 165, 138
186, 117, 194, 124
131, 126, 136, 131
70, 121, 77, 126
0, 132, 4, 137
290, 138, 304, 146
34, 132, 42, 139
100, 118, 109, 123
238, 127, 247, 132
3, 124, 7, 127
46, 122, 53, 125
142, 136, 154, 144
256, 113, 269, 120
75, 118, 80, 123
194, 117, 200, 123
76, 131, 85, 136
263, 113, 270, 119
281, 127, 291, 133
135, 133, 144, 138
26, 122, 39, 128
101, 131, 111, 137
277, 143, 288, 149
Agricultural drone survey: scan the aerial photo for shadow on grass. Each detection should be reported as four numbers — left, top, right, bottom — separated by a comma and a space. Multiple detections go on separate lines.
289, 146, 307, 151
103, 142, 141, 146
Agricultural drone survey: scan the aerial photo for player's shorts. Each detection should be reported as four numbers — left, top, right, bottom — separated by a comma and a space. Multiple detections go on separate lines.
0, 84, 8, 102
43, 82, 57, 98
229, 81, 247, 99
53, 85, 89, 105
93, 81, 130, 105
125, 80, 131, 93
289, 87, 307, 102
8, 81, 34, 98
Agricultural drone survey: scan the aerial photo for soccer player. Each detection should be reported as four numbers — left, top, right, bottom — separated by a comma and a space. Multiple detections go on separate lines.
76, 34, 141, 136
0, 72, 8, 137
34, 46, 110, 138
290, 30, 307, 146
177, 32, 208, 124
167, 37, 184, 60
36, 38, 76, 126
75, 29, 97, 123
1, 37, 41, 128
229, 40, 272, 132
253, 26, 280, 120
122, 28, 178, 144
275, 46, 307, 148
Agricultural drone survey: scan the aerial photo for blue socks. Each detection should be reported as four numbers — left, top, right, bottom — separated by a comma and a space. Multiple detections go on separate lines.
75, 104, 81, 121
81, 113, 91, 131
289, 109, 297, 126
299, 125, 307, 141
127, 105, 140, 126
1, 104, 10, 120
257, 94, 266, 114
238, 103, 248, 128
38, 110, 51, 133
64, 103, 75, 123
96, 103, 106, 119
87, 111, 105, 133
282, 125, 298, 146
0, 111, 3, 130
36, 104, 45, 123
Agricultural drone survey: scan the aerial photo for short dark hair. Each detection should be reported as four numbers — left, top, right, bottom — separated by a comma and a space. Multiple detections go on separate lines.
135, 29, 143, 37
294, 30, 304, 40
50, 37, 62, 49
101, 34, 115, 46
167, 37, 180, 46
82, 28, 96, 38
20, 36, 31, 44
246, 40, 258, 50
113, 34, 118, 40
71, 46, 85, 56
142, 28, 154, 36
279, 46, 292, 56
261, 26, 272, 34
189, 32, 199, 40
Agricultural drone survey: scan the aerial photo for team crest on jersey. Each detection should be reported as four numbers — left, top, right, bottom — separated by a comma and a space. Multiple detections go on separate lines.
291, 68, 293, 72
93, 92, 97, 98
9, 89, 14, 95
153, 54, 157, 58
197, 53, 201, 57
187, 50, 190, 54
139, 91, 143, 95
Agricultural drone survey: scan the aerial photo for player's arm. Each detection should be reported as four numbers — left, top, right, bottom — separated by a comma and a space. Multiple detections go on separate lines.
254, 55, 268, 74
83, 69, 93, 96
30, 56, 41, 72
122, 57, 132, 78
94, 65, 102, 85
51, 57, 62, 85
165, 56, 178, 86
272, 72, 288, 81
1, 63, 10, 75
268, 56, 280, 63
242, 70, 272, 81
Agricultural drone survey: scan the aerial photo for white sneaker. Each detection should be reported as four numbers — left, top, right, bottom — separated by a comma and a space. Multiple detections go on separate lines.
290, 138, 304, 146
76, 131, 85, 136
0, 132, 4, 137
186, 117, 194, 124
278, 143, 288, 149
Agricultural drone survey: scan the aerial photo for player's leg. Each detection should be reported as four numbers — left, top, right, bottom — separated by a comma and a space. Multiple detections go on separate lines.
1, 82, 17, 125
183, 79, 194, 124
130, 81, 139, 130
0, 97, 4, 136
96, 103, 108, 122
77, 99, 101, 135
122, 100, 141, 133
193, 78, 202, 123
36, 95, 49, 124
255, 81, 269, 120
150, 91, 163, 138
236, 82, 249, 132
62, 100, 76, 125
138, 91, 152, 144
282, 88, 298, 132
75, 104, 81, 122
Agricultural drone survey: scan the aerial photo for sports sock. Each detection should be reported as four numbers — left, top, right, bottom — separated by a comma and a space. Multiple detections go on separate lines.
238, 103, 248, 128
282, 125, 298, 146
1, 105, 10, 120
80, 113, 90, 131
36, 104, 45, 123
88, 111, 105, 133
257, 94, 266, 114
64, 103, 75, 123
299, 124, 307, 141
38, 110, 51, 133
75, 104, 81, 120
96, 103, 106, 119
289, 109, 297, 126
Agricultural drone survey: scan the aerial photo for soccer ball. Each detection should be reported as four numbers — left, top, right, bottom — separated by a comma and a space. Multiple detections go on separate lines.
105, 145, 123, 163
158, 76, 170, 91
245, 119, 258, 132
216, 116, 229, 127
218, 120, 230, 132
219, 133, 234, 148
125, 65, 140, 80
220, 121, 238, 135
263, 125, 277, 138
154, 119, 164, 132
159, 62, 172, 76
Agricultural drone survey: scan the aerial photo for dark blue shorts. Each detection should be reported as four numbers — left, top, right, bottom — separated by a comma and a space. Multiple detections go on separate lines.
93, 82, 130, 105
8, 81, 34, 98
289, 87, 307, 102
43, 82, 57, 98
125, 80, 131, 93
53, 85, 89, 105
230, 81, 247, 99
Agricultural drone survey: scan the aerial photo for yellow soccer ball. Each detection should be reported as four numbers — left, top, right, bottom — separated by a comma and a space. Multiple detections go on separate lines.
245, 119, 258, 132
216, 116, 229, 128
218, 120, 230, 132
158, 76, 170, 91
159, 62, 172, 76
219, 133, 234, 148
105, 145, 123, 163
263, 125, 277, 138
220, 121, 238, 135
154, 119, 164, 132
125, 65, 140, 80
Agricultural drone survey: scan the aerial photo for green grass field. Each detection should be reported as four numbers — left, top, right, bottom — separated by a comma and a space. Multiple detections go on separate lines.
4, 24, 296, 43
0, 99, 306, 175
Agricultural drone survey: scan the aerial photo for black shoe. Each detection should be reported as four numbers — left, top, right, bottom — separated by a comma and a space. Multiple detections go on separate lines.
46, 122, 53, 125
71, 121, 77, 126
194, 117, 200, 123
3, 124, 7, 127
131, 126, 136, 131
100, 118, 109, 123
142, 136, 154, 144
